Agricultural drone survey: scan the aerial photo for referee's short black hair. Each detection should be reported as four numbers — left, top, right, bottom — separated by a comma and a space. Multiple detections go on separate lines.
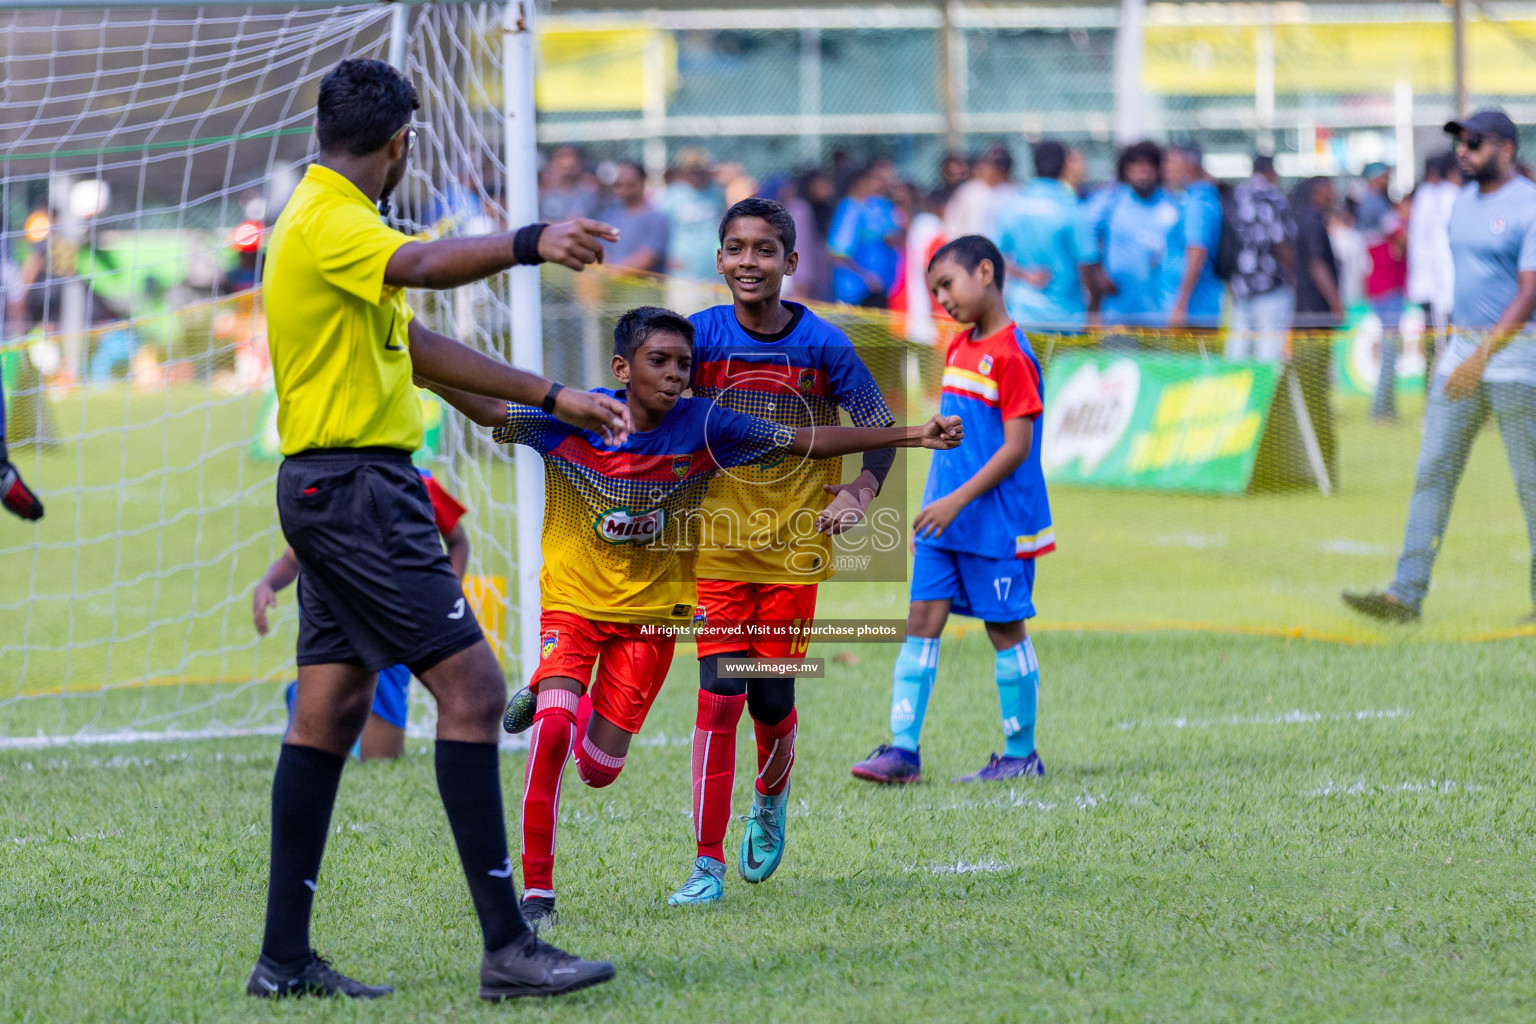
316, 58, 421, 157
718, 197, 797, 255
613, 306, 695, 361
928, 235, 1006, 293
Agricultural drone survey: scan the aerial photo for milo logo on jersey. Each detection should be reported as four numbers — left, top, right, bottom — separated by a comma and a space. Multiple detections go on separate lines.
595, 507, 667, 545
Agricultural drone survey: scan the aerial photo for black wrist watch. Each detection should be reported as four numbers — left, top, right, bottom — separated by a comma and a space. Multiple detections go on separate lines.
541, 381, 565, 414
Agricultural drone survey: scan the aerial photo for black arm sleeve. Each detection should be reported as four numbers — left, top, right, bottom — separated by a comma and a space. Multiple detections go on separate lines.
861, 447, 897, 493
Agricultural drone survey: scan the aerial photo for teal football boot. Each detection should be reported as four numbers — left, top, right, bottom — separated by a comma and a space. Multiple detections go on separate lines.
667, 856, 726, 906
738, 784, 789, 883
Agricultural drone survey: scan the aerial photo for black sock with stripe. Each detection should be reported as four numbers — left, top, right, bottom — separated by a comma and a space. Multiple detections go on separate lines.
435, 739, 530, 951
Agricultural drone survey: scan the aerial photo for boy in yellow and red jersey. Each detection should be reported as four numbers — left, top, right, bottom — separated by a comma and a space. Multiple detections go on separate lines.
668, 198, 899, 907
429, 305, 959, 930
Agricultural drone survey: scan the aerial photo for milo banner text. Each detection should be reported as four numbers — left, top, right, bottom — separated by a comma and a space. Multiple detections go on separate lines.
1041, 352, 1290, 494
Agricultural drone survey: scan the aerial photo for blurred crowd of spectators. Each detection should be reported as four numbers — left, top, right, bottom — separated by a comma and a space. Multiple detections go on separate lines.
537, 140, 1464, 412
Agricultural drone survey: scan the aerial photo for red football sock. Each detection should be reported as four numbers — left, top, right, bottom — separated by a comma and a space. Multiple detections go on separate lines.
691, 690, 746, 862
754, 707, 798, 797
574, 733, 625, 788
519, 689, 577, 896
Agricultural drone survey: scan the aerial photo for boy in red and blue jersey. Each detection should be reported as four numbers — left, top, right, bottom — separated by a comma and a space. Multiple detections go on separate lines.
429, 306, 960, 928
673, 198, 898, 907
852, 235, 1053, 785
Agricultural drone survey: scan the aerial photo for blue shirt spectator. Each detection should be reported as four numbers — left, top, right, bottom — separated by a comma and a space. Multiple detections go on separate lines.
1164, 178, 1224, 327
992, 143, 1095, 331
1093, 184, 1180, 326
828, 162, 904, 306
1440, 174, 1536, 383
1090, 140, 1178, 328
661, 155, 726, 283
595, 163, 669, 274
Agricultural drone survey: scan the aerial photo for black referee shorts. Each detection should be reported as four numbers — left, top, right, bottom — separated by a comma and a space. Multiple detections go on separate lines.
276, 447, 483, 676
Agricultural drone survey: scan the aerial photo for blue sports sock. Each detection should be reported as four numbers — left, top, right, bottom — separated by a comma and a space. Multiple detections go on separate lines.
890, 636, 940, 753
995, 638, 1039, 759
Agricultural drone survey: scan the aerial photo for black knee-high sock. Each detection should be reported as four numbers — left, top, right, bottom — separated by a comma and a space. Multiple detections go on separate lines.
260, 743, 346, 964
435, 740, 530, 951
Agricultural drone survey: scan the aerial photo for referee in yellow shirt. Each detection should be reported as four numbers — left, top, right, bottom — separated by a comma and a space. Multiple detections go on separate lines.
247, 58, 625, 1002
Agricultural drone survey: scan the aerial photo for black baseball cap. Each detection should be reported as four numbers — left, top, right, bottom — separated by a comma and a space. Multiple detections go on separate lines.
1444, 109, 1519, 144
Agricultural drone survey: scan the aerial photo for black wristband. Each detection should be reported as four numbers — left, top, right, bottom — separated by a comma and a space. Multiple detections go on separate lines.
861, 446, 897, 492
513, 223, 548, 266
541, 381, 565, 415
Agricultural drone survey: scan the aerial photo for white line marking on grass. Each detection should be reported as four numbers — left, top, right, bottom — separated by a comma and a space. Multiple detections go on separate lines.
0, 724, 286, 751
1305, 778, 1484, 797
6, 828, 123, 850
1118, 708, 1409, 730
1316, 539, 1397, 557
7, 750, 278, 773
910, 858, 1013, 876
1151, 532, 1229, 549
925, 788, 1132, 813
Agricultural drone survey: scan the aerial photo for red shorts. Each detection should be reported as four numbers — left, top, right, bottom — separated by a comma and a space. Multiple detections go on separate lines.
694, 580, 818, 659
530, 610, 675, 734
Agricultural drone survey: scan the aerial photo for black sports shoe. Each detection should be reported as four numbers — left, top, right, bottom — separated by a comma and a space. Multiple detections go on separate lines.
245, 950, 393, 999
521, 894, 558, 933
1341, 589, 1421, 623
503, 686, 536, 735
479, 930, 615, 1000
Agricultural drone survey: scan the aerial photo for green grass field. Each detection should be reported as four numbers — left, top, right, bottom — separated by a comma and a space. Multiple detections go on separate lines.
5, 633, 1536, 1022
6, 380, 1536, 1019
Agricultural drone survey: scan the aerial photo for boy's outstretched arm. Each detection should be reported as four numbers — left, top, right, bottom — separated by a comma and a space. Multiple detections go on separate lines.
416, 375, 509, 429
789, 414, 962, 459
913, 417, 1031, 540
408, 320, 631, 444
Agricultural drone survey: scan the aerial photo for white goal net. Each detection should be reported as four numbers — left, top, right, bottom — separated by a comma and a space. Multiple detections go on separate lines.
0, 3, 534, 746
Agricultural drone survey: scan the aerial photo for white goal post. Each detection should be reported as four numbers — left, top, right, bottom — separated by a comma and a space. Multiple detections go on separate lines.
0, 1, 546, 746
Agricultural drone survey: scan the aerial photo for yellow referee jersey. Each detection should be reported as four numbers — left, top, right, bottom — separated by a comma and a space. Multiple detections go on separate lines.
264, 164, 420, 456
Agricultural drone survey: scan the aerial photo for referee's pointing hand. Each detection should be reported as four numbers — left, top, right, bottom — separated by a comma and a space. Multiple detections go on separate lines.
554, 387, 633, 447
538, 218, 620, 271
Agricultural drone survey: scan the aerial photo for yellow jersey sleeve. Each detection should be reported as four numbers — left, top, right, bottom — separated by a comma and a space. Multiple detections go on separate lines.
310, 200, 414, 306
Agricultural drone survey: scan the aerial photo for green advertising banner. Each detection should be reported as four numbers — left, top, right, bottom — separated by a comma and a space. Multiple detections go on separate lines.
1331, 300, 1428, 399
1041, 351, 1285, 494
249, 388, 446, 462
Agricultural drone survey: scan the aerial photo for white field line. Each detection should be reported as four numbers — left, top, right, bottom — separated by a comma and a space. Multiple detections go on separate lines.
1316, 539, 1397, 557
1118, 708, 1409, 730
1305, 778, 1485, 797
909, 858, 1013, 876
8, 828, 124, 849
923, 789, 1135, 813
7, 750, 274, 772
0, 724, 287, 751
1151, 532, 1229, 549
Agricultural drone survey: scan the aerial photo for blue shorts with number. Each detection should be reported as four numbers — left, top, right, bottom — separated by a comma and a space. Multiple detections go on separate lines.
911, 544, 1036, 621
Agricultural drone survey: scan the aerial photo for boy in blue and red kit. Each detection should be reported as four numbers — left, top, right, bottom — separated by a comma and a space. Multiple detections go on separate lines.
852, 235, 1054, 784
671, 198, 898, 906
